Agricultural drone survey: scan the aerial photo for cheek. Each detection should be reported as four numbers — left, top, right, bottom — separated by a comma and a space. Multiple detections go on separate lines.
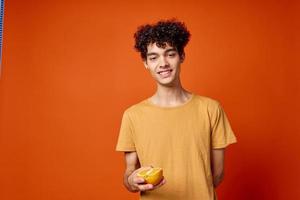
147, 64, 157, 74
147, 68, 157, 77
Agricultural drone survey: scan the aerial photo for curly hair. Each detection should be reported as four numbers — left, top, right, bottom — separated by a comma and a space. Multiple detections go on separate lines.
134, 19, 191, 61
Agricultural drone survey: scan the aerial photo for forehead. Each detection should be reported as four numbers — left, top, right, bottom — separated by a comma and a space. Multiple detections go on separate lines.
146, 42, 176, 54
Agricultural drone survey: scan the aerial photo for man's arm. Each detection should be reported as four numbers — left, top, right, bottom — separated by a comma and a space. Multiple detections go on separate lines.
211, 148, 225, 188
123, 151, 141, 192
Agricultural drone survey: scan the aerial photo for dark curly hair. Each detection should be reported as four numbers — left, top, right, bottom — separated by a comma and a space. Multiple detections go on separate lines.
134, 19, 191, 61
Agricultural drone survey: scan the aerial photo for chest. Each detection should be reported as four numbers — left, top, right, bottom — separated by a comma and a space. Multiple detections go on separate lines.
132, 109, 212, 154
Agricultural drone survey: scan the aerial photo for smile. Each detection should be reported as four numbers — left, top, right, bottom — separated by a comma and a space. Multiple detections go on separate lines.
157, 69, 173, 75
157, 69, 173, 78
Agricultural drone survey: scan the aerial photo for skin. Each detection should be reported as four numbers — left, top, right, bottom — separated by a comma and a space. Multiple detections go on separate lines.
124, 152, 166, 192
211, 148, 225, 188
124, 42, 225, 192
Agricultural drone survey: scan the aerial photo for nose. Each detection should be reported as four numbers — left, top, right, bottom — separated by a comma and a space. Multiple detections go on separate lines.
159, 56, 169, 68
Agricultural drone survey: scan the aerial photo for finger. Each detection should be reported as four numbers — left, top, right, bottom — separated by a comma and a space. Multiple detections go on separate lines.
140, 166, 153, 171
142, 165, 153, 170
138, 184, 153, 191
133, 176, 145, 184
156, 176, 166, 185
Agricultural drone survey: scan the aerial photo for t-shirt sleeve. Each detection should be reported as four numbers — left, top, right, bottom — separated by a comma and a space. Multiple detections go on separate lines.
115, 110, 136, 152
210, 102, 237, 149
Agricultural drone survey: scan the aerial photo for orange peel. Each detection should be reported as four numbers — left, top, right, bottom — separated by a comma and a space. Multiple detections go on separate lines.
137, 167, 163, 186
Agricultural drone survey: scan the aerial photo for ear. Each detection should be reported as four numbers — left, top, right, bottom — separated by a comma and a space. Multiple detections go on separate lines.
180, 53, 185, 63
143, 60, 149, 69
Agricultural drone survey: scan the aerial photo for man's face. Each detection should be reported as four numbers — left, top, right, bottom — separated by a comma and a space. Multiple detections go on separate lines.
143, 42, 184, 87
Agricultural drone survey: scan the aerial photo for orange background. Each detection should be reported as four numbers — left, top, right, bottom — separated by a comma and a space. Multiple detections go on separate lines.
0, 0, 299, 199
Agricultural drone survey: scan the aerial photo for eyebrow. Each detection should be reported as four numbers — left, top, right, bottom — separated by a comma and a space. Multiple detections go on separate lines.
146, 48, 177, 57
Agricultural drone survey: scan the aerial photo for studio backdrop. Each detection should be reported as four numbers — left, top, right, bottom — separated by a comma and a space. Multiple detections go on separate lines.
0, 1, 299, 200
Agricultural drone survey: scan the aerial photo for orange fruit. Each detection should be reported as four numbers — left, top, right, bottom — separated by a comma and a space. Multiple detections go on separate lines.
137, 167, 163, 186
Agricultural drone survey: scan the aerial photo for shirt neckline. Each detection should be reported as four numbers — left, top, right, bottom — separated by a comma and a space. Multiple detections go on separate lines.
144, 93, 195, 110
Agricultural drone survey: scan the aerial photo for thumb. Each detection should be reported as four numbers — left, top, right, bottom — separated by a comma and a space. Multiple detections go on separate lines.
145, 165, 153, 169
138, 166, 152, 172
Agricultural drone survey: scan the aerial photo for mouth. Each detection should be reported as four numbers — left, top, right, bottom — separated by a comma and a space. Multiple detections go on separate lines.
157, 69, 173, 78
157, 69, 173, 75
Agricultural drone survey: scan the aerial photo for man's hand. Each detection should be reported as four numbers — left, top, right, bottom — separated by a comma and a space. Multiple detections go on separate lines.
127, 166, 166, 192
123, 152, 166, 193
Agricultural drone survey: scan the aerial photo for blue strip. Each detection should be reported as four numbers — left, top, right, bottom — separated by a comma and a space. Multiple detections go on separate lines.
0, 0, 4, 71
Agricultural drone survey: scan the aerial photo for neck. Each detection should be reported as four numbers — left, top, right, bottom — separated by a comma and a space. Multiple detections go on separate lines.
150, 79, 192, 107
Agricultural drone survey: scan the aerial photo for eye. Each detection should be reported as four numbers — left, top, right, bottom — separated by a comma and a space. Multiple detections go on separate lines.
149, 57, 157, 61
168, 53, 176, 57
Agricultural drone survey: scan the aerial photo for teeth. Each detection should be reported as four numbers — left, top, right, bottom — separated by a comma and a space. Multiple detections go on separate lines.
159, 70, 171, 74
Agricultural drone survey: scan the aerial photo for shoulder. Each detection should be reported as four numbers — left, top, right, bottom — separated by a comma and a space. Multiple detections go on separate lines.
193, 94, 221, 109
193, 94, 225, 122
122, 98, 149, 117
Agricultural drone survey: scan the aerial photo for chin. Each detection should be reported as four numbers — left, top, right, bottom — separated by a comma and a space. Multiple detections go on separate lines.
158, 80, 176, 87
154, 73, 179, 86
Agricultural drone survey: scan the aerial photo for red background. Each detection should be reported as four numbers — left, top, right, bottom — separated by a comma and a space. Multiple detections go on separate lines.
0, 0, 299, 199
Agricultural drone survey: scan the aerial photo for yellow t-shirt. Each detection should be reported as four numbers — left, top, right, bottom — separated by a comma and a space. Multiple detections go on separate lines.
116, 94, 237, 200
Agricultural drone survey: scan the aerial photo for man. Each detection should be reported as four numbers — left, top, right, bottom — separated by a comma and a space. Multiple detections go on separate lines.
116, 19, 237, 200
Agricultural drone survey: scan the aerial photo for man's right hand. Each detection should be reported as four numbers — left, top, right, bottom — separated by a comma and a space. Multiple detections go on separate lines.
127, 166, 166, 192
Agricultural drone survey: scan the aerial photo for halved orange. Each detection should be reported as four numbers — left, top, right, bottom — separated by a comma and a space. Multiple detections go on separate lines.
137, 167, 163, 186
